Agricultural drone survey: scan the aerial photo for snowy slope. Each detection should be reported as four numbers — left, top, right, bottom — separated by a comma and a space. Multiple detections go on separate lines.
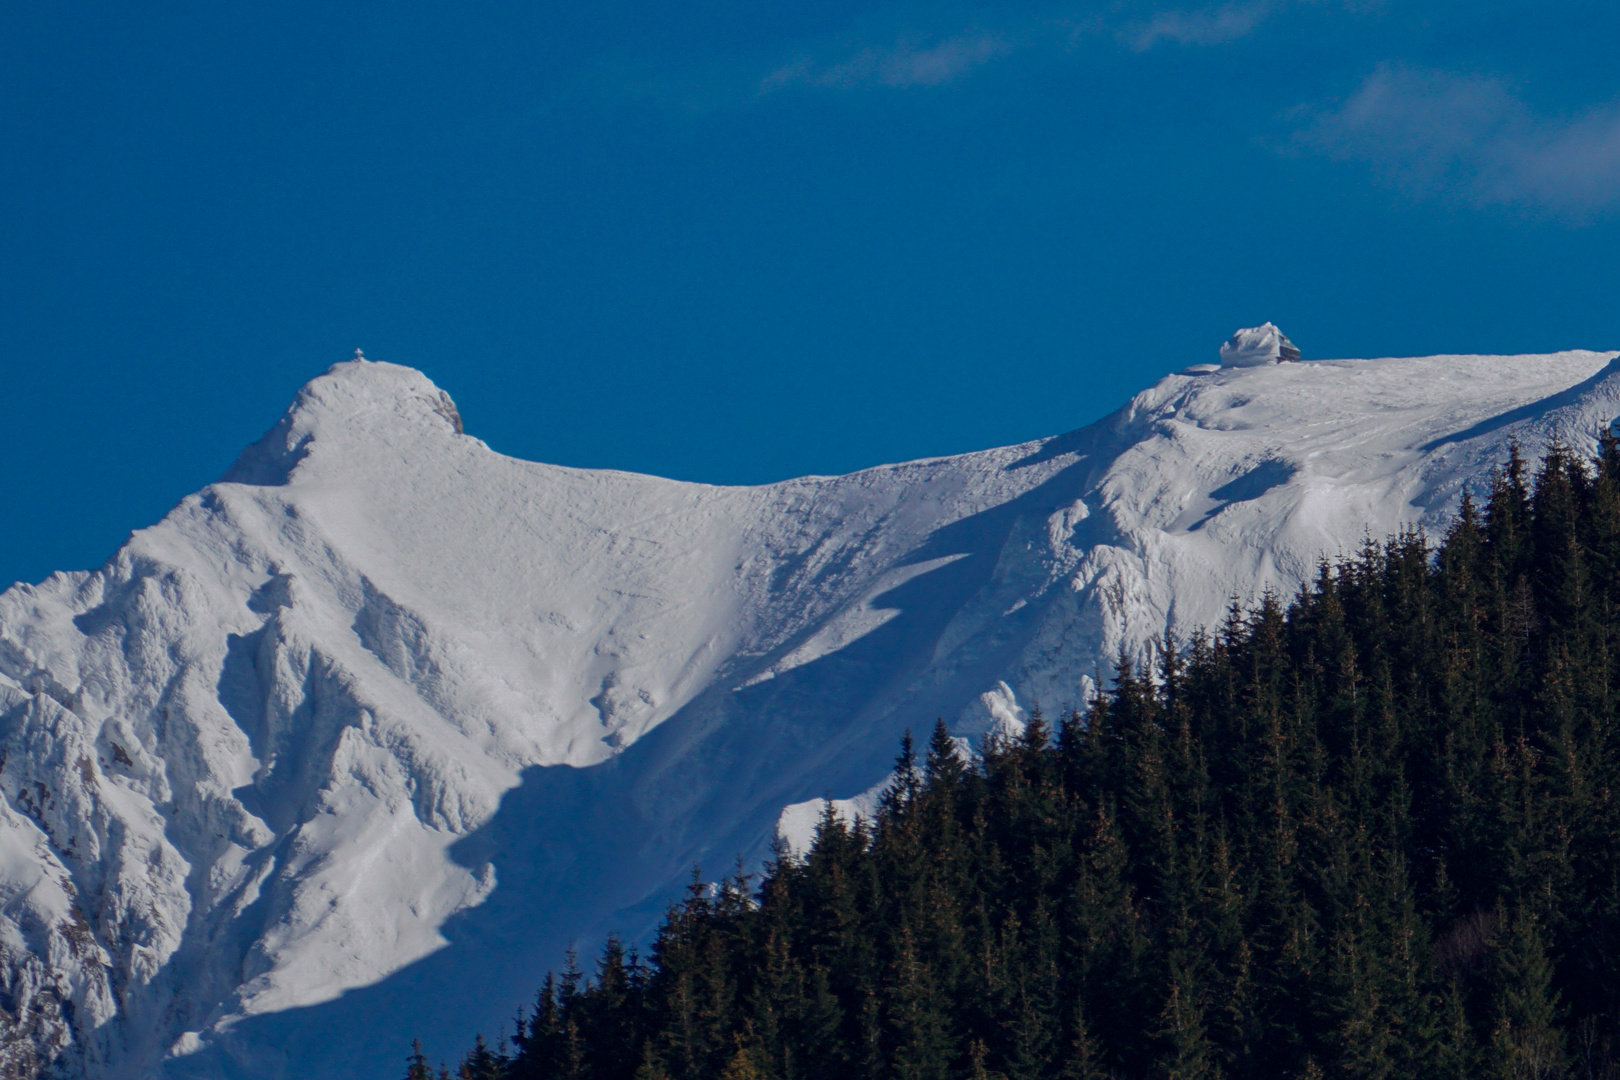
1, 349, 1618, 1078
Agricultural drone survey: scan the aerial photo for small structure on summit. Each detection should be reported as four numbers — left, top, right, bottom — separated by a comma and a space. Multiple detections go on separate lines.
1219, 323, 1300, 367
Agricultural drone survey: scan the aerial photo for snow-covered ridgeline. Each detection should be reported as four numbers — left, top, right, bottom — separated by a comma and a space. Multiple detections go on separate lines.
0, 349, 1617, 1078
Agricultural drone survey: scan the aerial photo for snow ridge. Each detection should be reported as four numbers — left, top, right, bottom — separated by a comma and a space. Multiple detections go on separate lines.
1, 351, 1618, 1078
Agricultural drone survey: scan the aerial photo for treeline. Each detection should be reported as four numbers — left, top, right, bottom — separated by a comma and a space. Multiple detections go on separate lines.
414, 439, 1620, 1080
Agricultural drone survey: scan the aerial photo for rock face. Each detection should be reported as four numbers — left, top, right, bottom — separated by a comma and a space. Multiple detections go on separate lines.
1, 350, 1619, 1078
1219, 322, 1301, 366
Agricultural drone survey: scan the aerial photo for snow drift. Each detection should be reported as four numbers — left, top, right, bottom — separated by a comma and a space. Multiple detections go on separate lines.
2, 348, 1619, 1078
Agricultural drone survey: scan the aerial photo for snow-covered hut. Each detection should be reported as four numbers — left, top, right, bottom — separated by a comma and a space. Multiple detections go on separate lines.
1219, 323, 1301, 367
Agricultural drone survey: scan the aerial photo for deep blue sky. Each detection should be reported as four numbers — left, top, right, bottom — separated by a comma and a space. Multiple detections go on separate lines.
5, 0, 1620, 588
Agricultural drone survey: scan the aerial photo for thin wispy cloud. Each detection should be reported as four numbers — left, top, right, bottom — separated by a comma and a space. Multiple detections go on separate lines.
761, 31, 1016, 92
757, 1, 1295, 97
1126, 1, 1276, 50
1297, 65, 1620, 216
559, 1, 1354, 113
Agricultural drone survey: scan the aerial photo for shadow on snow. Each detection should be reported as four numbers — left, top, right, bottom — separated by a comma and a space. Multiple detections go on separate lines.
161, 442, 1110, 1080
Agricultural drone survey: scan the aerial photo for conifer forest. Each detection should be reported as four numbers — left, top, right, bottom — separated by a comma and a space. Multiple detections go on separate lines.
414, 441, 1620, 1080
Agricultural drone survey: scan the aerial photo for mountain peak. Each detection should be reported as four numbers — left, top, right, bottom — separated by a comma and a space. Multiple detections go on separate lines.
6, 347, 1620, 1078
223, 360, 466, 486
1219, 322, 1301, 367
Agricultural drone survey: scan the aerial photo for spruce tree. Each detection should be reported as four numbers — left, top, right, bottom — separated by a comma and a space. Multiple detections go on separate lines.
404, 1040, 433, 1080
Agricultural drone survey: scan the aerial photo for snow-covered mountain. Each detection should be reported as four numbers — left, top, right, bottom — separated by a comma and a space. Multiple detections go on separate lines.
2, 347, 1619, 1078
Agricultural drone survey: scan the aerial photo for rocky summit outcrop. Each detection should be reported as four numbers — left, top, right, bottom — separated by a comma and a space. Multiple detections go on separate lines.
1218, 322, 1302, 366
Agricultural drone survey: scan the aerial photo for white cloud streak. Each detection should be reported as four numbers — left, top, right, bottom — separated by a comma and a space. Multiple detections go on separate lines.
1297, 65, 1620, 216
761, 32, 1016, 92
1127, 2, 1276, 50
757, 1, 1303, 95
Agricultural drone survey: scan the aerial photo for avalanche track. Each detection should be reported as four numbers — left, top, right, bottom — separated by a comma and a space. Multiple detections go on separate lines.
1, 350, 1618, 1078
